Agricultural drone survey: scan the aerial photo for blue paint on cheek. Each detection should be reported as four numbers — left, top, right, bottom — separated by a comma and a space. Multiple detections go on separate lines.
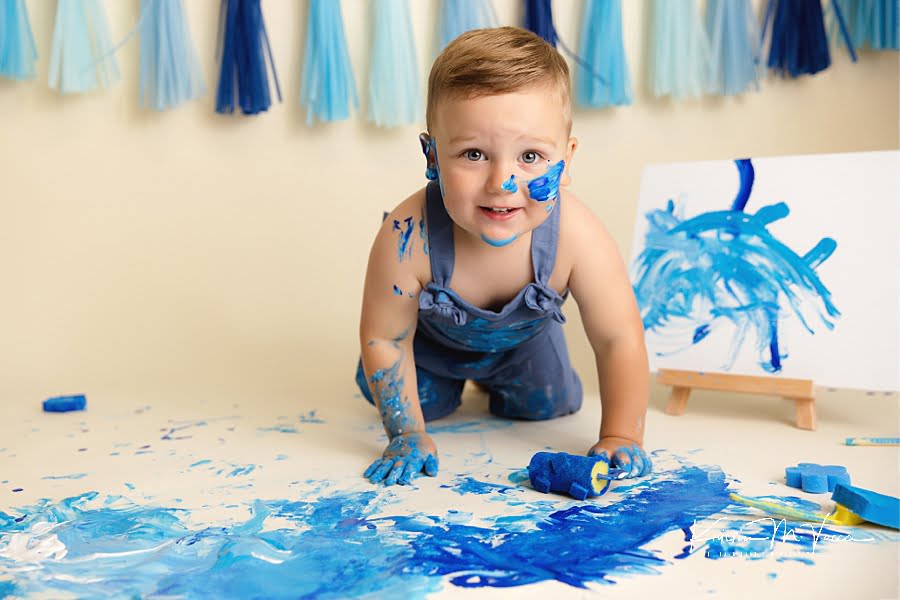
480, 233, 518, 247
501, 175, 517, 193
393, 285, 403, 296
527, 160, 565, 202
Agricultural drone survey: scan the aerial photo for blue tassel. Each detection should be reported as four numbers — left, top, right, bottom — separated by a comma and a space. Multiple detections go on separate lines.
762, 0, 832, 77
368, 0, 422, 128
435, 0, 497, 53
215, 0, 281, 116
649, 0, 710, 100
0, 0, 38, 80
706, 0, 760, 95
301, 0, 358, 124
829, 0, 898, 51
524, 0, 557, 46
575, 0, 632, 108
138, 0, 205, 111
48, 0, 121, 94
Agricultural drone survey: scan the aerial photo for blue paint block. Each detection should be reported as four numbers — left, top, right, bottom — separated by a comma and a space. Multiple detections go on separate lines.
785, 463, 850, 493
43, 394, 87, 413
832, 483, 900, 530
527, 451, 611, 500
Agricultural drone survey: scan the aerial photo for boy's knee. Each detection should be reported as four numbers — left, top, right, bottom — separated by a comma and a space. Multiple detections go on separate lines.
485, 370, 582, 420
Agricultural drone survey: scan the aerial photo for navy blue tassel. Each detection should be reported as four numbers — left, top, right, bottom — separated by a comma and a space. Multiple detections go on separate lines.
524, 0, 557, 46
215, 0, 281, 115
762, 0, 833, 77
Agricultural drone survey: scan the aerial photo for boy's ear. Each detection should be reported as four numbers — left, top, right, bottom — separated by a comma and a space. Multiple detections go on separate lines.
419, 132, 438, 181
562, 136, 578, 186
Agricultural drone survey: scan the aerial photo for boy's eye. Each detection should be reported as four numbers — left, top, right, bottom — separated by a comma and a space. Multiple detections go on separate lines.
522, 151, 541, 164
464, 150, 484, 161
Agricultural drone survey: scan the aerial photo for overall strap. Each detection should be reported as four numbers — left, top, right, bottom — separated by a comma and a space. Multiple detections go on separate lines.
424, 181, 455, 287
531, 198, 561, 286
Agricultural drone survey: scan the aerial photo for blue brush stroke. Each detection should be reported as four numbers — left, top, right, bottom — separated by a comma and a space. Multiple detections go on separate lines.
40, 474, 88, 480
527, 160, 565, 202
393, 217, 415, 261
632, 159, 840, 372
0, 462, 888, 598
393, 284, 403, 296
443, 476, 518, 496
429, 420, 514, 434
189, 459, 212, 468
501, 175, 518, 193
480, 233, 518, 247
299, 410, 325, 424
258, 425, 299, 434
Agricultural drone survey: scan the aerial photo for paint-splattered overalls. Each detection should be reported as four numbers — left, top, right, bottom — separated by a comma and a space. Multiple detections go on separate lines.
356, 181, 582, 421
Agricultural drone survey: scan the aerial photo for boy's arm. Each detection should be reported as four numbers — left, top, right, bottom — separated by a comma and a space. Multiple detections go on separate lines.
567, 199, 652, 477
359, 194, 438, 485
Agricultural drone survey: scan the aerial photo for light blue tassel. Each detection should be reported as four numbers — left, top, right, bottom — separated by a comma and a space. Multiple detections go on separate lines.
0, 0, 38, 80
48, 0, 120, 94
706, 0, 760, 96
829, 0, 898, 51
301, 0, 358, 123
648, 0, 710, 100
139, 0, 205, 111
435, 0, 497, 54
575, 0, 632, 108
368, 0, 422, 128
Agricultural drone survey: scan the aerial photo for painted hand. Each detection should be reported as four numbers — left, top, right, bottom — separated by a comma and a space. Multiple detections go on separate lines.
364, 431, 439, 486
587, 437, 652, 478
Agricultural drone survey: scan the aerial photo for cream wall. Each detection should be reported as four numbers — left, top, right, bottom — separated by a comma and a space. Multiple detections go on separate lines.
1, 1, 897, 405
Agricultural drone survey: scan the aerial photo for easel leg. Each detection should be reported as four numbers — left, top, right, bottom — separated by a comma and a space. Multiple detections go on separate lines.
792, 397, 816, 430
666, 386, 691, 416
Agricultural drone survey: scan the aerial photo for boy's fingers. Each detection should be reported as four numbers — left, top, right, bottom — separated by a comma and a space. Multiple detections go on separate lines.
368, 460, 393, 483
639, 451, 653, 477
364, 458, 385, 480
384, 459, 406, 486
398, 457, 424, 485
424, 454, 439, 476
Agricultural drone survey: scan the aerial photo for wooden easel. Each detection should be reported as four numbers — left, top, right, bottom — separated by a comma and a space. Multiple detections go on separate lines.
657, 369, 816, 430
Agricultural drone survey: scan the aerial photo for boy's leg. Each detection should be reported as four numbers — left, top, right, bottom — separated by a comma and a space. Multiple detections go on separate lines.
478, 323, 583, 420
355, 359, 464, 422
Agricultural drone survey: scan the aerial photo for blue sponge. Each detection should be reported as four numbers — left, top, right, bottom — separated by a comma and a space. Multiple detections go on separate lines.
832, 483, 899, 530
785, 463, 850, 493
43, 394, 87, 412
528, 452, 611, 500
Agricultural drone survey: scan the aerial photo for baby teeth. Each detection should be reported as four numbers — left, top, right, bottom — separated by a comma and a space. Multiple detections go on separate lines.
488, 207, 511, 213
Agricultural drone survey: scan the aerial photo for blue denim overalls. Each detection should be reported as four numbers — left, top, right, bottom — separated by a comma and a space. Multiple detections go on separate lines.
356, 181, 582, 421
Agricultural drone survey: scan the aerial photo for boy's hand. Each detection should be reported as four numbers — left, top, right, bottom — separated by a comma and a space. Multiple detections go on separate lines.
587, 436, 652, 478
364, 431, 439, 486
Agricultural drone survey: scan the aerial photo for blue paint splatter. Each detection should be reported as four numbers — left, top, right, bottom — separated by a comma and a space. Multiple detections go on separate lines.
393, 217, 415, 261
419, 206, 429, 256
392, 284, 403, 296
275, 454, 289, 461
429, 420, 514, 434
40, 473, 88, 480
501, 174, 518, 193
632, 159, 840, 372
299, 410, 325, 424
124, 483, 136, 491
527, 160, 564, 202
258, 425, 300, 434
226, 465, 257, 478
443, 476, 519, 496
160, 419, 208, 441
189, 459, 212, 468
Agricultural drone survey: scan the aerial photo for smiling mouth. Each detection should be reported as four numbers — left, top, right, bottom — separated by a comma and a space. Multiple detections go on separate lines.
480, 206, 521, 219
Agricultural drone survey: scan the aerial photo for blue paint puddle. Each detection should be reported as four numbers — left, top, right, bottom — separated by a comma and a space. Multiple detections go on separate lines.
0, 459, 892, 598
632, 159, 840, 372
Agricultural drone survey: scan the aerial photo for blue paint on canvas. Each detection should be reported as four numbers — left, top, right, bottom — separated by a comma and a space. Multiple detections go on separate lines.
632, 159, 840, 372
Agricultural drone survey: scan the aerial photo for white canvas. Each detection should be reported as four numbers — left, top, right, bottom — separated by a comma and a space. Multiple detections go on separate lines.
629, 151, 900, 391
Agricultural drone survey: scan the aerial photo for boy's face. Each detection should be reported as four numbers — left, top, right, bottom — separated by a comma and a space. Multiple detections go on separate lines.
424, 86, 577, 248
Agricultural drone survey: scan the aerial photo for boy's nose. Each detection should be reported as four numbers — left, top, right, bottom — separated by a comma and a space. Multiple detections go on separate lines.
485, 162, 517, 195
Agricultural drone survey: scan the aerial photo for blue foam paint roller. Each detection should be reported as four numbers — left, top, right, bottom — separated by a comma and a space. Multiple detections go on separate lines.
831, 483, 900, 530
43, 394, 87, 412
527, 451, 612, 500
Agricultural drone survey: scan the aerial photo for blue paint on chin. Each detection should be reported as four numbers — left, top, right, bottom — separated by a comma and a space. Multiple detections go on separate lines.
480, 233, 518, 247
501, 175, 518, 193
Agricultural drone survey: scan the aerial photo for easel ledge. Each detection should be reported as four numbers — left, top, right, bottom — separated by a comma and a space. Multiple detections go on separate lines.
657, 369, 816, 430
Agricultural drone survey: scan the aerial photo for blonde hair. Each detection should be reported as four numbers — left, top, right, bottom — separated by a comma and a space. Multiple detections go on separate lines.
426, 26, 571, 132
